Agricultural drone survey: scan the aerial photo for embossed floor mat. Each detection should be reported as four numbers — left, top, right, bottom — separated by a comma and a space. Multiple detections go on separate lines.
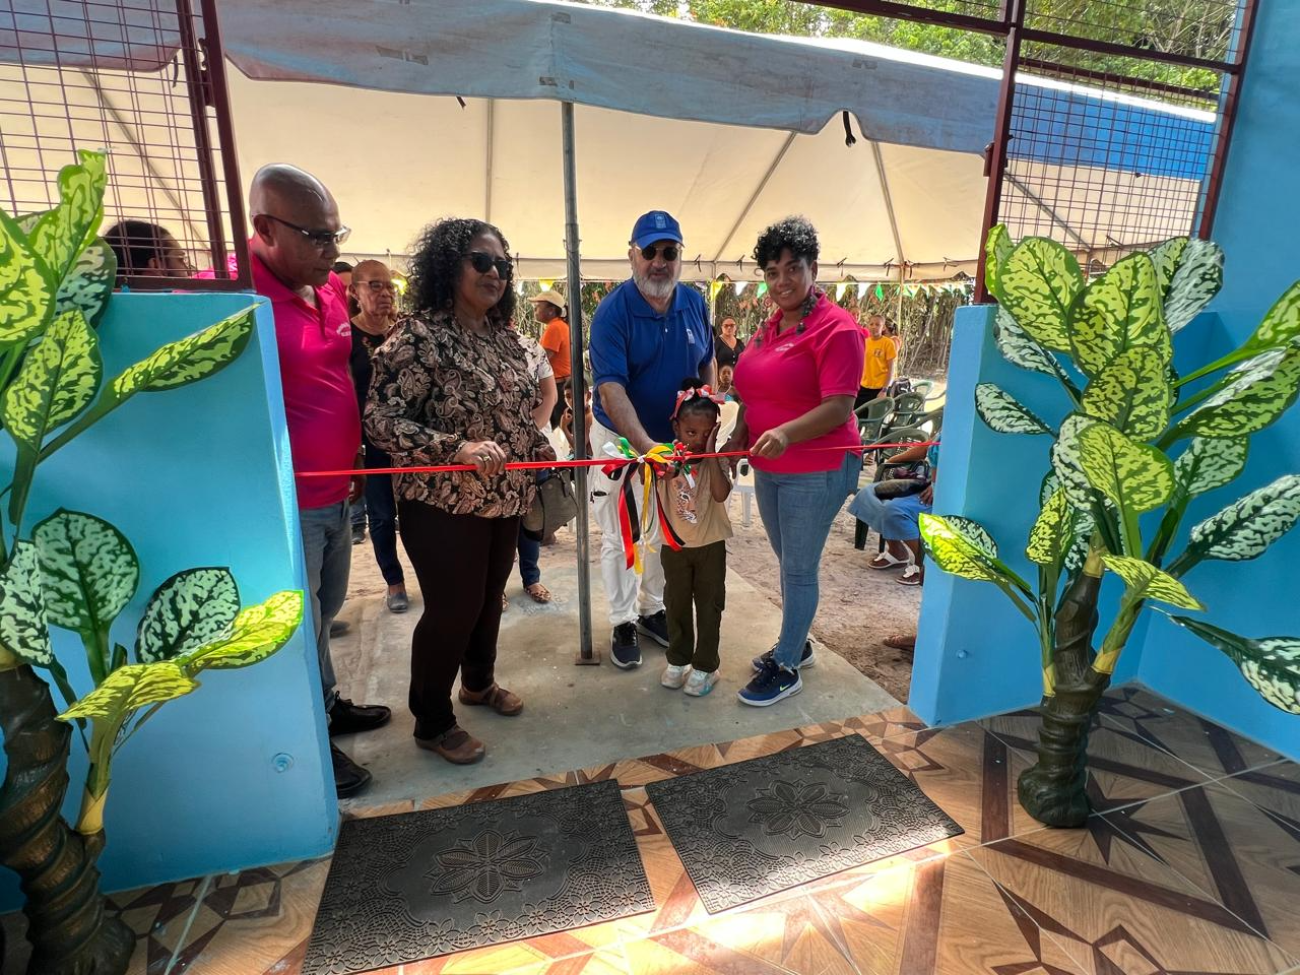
302, 779, 653, 974
646, 735, 963, 913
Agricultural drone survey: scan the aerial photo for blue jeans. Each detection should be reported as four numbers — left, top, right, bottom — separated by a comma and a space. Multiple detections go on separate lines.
754, 453, 861, 670
364, 444, 404, 586
517, 526, 541, 587
299, 500, 352, 710
848, 483, 931, 541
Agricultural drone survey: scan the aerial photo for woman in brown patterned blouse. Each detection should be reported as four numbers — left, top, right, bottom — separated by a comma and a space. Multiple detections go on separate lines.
365, 218, 553, 765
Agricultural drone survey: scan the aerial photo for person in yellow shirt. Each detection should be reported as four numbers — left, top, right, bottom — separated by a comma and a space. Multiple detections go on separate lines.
855, 314, 897, 409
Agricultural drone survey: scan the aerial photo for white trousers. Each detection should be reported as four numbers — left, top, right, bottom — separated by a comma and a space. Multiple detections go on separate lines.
588, 419, 665, 626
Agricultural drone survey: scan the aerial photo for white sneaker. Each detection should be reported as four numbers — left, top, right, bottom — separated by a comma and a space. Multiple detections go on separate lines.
661, 664, 691, 689
683, 669, 719, 697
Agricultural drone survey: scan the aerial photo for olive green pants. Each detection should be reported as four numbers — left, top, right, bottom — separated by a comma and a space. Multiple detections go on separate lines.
660, 540, 727, 673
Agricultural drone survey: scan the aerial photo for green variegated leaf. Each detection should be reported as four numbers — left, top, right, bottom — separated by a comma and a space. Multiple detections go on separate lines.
1027, 489, 1072, 566
1064, 508, 1096, 574
0, 210, 55, 345
109, 306, 255, 399
1165, 616, 1300, 715
181, 590, 303, 673
1039, 470, 1060, 509
1078, 422, 1175, 513
27, 151, 106, 283
993, 307, 1071, 380
974, 383, 1053, 436
1162, 238, 1224, 334
945, 516, 999, 559
1051, 414, 1101, 511
33, 510, 139, 638
0, 542, 53, 666
58, 661, 198, 723
996, 237, 1082, 353
1068, 252, 1169, 378
918, 514, 1003, 583
55, 240, 117, 327
1173, 437, 1249, 497
985, 225, 1013, 298
1080, 345, 1170, 439
135, 568, 240, 663
1240, 279, 1300, 354
1149, 237, 1188, 296
1102, 555, 1204, 610
2, 310, 102, 449
1173, 341, 1300, 440
1183, 475, 1300, 563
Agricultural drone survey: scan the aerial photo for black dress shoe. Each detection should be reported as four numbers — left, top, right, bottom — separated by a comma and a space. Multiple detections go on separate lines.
331, 743, 372, 798
328, 697, 392, 736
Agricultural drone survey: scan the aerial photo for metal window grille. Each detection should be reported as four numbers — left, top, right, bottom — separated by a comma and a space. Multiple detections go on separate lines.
0, 0, 248, 289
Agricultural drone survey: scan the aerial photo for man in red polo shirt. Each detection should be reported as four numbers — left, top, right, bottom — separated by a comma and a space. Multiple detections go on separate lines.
248, 164, 389, 798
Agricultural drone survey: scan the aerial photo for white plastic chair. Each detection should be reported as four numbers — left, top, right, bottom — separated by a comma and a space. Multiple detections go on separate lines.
732, 458, 756, 528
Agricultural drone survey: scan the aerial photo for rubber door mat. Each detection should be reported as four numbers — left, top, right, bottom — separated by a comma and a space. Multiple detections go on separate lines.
646, 735, 963, 913
301, 779, 654, 974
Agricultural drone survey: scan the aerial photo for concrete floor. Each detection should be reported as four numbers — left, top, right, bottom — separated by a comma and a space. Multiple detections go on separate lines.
329, 533, 899, 812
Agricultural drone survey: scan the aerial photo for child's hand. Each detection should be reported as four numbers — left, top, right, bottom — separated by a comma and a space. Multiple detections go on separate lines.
705, 421, 720, 455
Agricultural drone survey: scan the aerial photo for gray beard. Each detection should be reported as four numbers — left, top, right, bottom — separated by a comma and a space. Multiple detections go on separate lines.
633, 268, 678, 301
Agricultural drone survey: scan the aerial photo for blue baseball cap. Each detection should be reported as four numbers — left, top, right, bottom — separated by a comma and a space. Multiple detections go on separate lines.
630, 210, 683, 249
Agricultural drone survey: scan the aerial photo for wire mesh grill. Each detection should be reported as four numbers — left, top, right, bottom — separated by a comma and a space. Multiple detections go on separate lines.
1000, 50, 1222, 272
0, 0, 247, 289
1023, 0, 1243, 68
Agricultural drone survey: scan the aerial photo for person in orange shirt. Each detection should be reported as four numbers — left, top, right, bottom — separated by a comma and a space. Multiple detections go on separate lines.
855, 314, 897, 410
530, 289, 571, 428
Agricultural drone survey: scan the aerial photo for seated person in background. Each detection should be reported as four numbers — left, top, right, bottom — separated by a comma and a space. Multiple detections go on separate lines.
847, 438, 939, 587
103, 220, 195, 282
560, 382, 593, 458
716, 363, 736, 401
333, 260, 354, 290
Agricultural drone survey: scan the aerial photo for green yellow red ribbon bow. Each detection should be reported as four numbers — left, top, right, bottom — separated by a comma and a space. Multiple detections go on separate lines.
601, 438, 685, 572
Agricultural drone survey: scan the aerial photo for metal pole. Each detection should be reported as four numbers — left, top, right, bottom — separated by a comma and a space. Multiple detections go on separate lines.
563, 101, 597, 665
974, 0, 1025, 303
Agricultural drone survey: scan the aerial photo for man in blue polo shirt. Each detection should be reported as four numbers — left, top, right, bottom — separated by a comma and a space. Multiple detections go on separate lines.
589, 210, 715, 668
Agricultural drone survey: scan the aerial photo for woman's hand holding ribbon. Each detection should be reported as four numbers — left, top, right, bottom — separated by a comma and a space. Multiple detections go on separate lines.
453, 439, 507, 476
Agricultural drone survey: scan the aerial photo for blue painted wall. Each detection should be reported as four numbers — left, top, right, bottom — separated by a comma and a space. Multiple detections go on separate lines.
1132, 0, 1300, 760
913, 0, 1300, 759
0, 292, 337, 911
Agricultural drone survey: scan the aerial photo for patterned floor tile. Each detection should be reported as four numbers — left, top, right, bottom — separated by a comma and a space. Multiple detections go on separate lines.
1098, 686, 1283, 779
983, 701, 1215, 808
870, 720, 1046, 848
970, 825, 1296, 974
1098, 777, 1300, 961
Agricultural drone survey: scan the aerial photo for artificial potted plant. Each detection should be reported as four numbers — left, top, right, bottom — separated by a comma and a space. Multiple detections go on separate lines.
0, 152, 303, 975
921, 226, 1300, 827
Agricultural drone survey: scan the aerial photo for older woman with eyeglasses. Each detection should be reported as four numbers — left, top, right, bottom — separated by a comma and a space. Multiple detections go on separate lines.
365, 219, 553, 766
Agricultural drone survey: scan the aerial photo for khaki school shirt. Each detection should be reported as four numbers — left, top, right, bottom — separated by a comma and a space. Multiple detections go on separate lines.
657, 462, 733, 548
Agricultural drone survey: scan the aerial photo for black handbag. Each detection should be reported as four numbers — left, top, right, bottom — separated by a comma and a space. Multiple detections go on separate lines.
522, 470, 578, 538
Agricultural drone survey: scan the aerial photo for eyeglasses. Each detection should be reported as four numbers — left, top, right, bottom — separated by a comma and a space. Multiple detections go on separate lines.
467, 251, 513, 277
264, 214, 351, 249
359, 280, 397, 293
639, 244, 679, 262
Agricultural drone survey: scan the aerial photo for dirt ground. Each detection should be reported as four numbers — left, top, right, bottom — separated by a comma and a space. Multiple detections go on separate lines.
346, 491, 920, 703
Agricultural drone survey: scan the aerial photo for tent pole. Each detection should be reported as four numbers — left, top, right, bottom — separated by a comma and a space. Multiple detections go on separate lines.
563, 100, 598, 666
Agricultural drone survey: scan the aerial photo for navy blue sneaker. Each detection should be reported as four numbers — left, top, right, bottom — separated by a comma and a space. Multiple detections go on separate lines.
637, 610, 671, 648
750, 640, 815, 672
738, 660, 803, 707
611, 622, 642, 669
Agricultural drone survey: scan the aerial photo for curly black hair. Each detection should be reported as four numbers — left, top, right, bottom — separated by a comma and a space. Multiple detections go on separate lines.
408, 217, 516, 326
752, 215, 820, 269
675, 376, 721, 424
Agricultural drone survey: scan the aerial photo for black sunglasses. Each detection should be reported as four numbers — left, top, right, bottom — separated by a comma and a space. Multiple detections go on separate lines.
467, 251, 513, 277
263, 214, 351, 249
639, 243, 679, 262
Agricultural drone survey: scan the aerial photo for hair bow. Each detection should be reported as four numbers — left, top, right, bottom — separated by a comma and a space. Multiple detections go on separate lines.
671, 385, 725, 420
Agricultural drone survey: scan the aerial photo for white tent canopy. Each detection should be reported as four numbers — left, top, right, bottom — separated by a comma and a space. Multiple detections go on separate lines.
2, 0, 1213, 281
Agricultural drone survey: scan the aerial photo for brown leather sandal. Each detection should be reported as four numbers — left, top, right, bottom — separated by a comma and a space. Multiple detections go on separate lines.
458, 683, 523, 716
415, 724, 485, 764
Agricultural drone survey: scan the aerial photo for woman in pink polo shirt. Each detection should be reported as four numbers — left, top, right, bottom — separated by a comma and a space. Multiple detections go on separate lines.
727, 217, 865, 707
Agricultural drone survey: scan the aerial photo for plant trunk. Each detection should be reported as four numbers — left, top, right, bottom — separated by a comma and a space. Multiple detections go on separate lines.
0, 664, 132, 975
1017, 568, 1110, 828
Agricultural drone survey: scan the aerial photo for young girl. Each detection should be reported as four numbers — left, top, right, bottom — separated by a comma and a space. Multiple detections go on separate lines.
657, 380, 733, 696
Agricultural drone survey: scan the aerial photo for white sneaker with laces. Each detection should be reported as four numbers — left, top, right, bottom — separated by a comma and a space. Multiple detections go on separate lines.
683, 669, 719, 697
661, 664, 691, 689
